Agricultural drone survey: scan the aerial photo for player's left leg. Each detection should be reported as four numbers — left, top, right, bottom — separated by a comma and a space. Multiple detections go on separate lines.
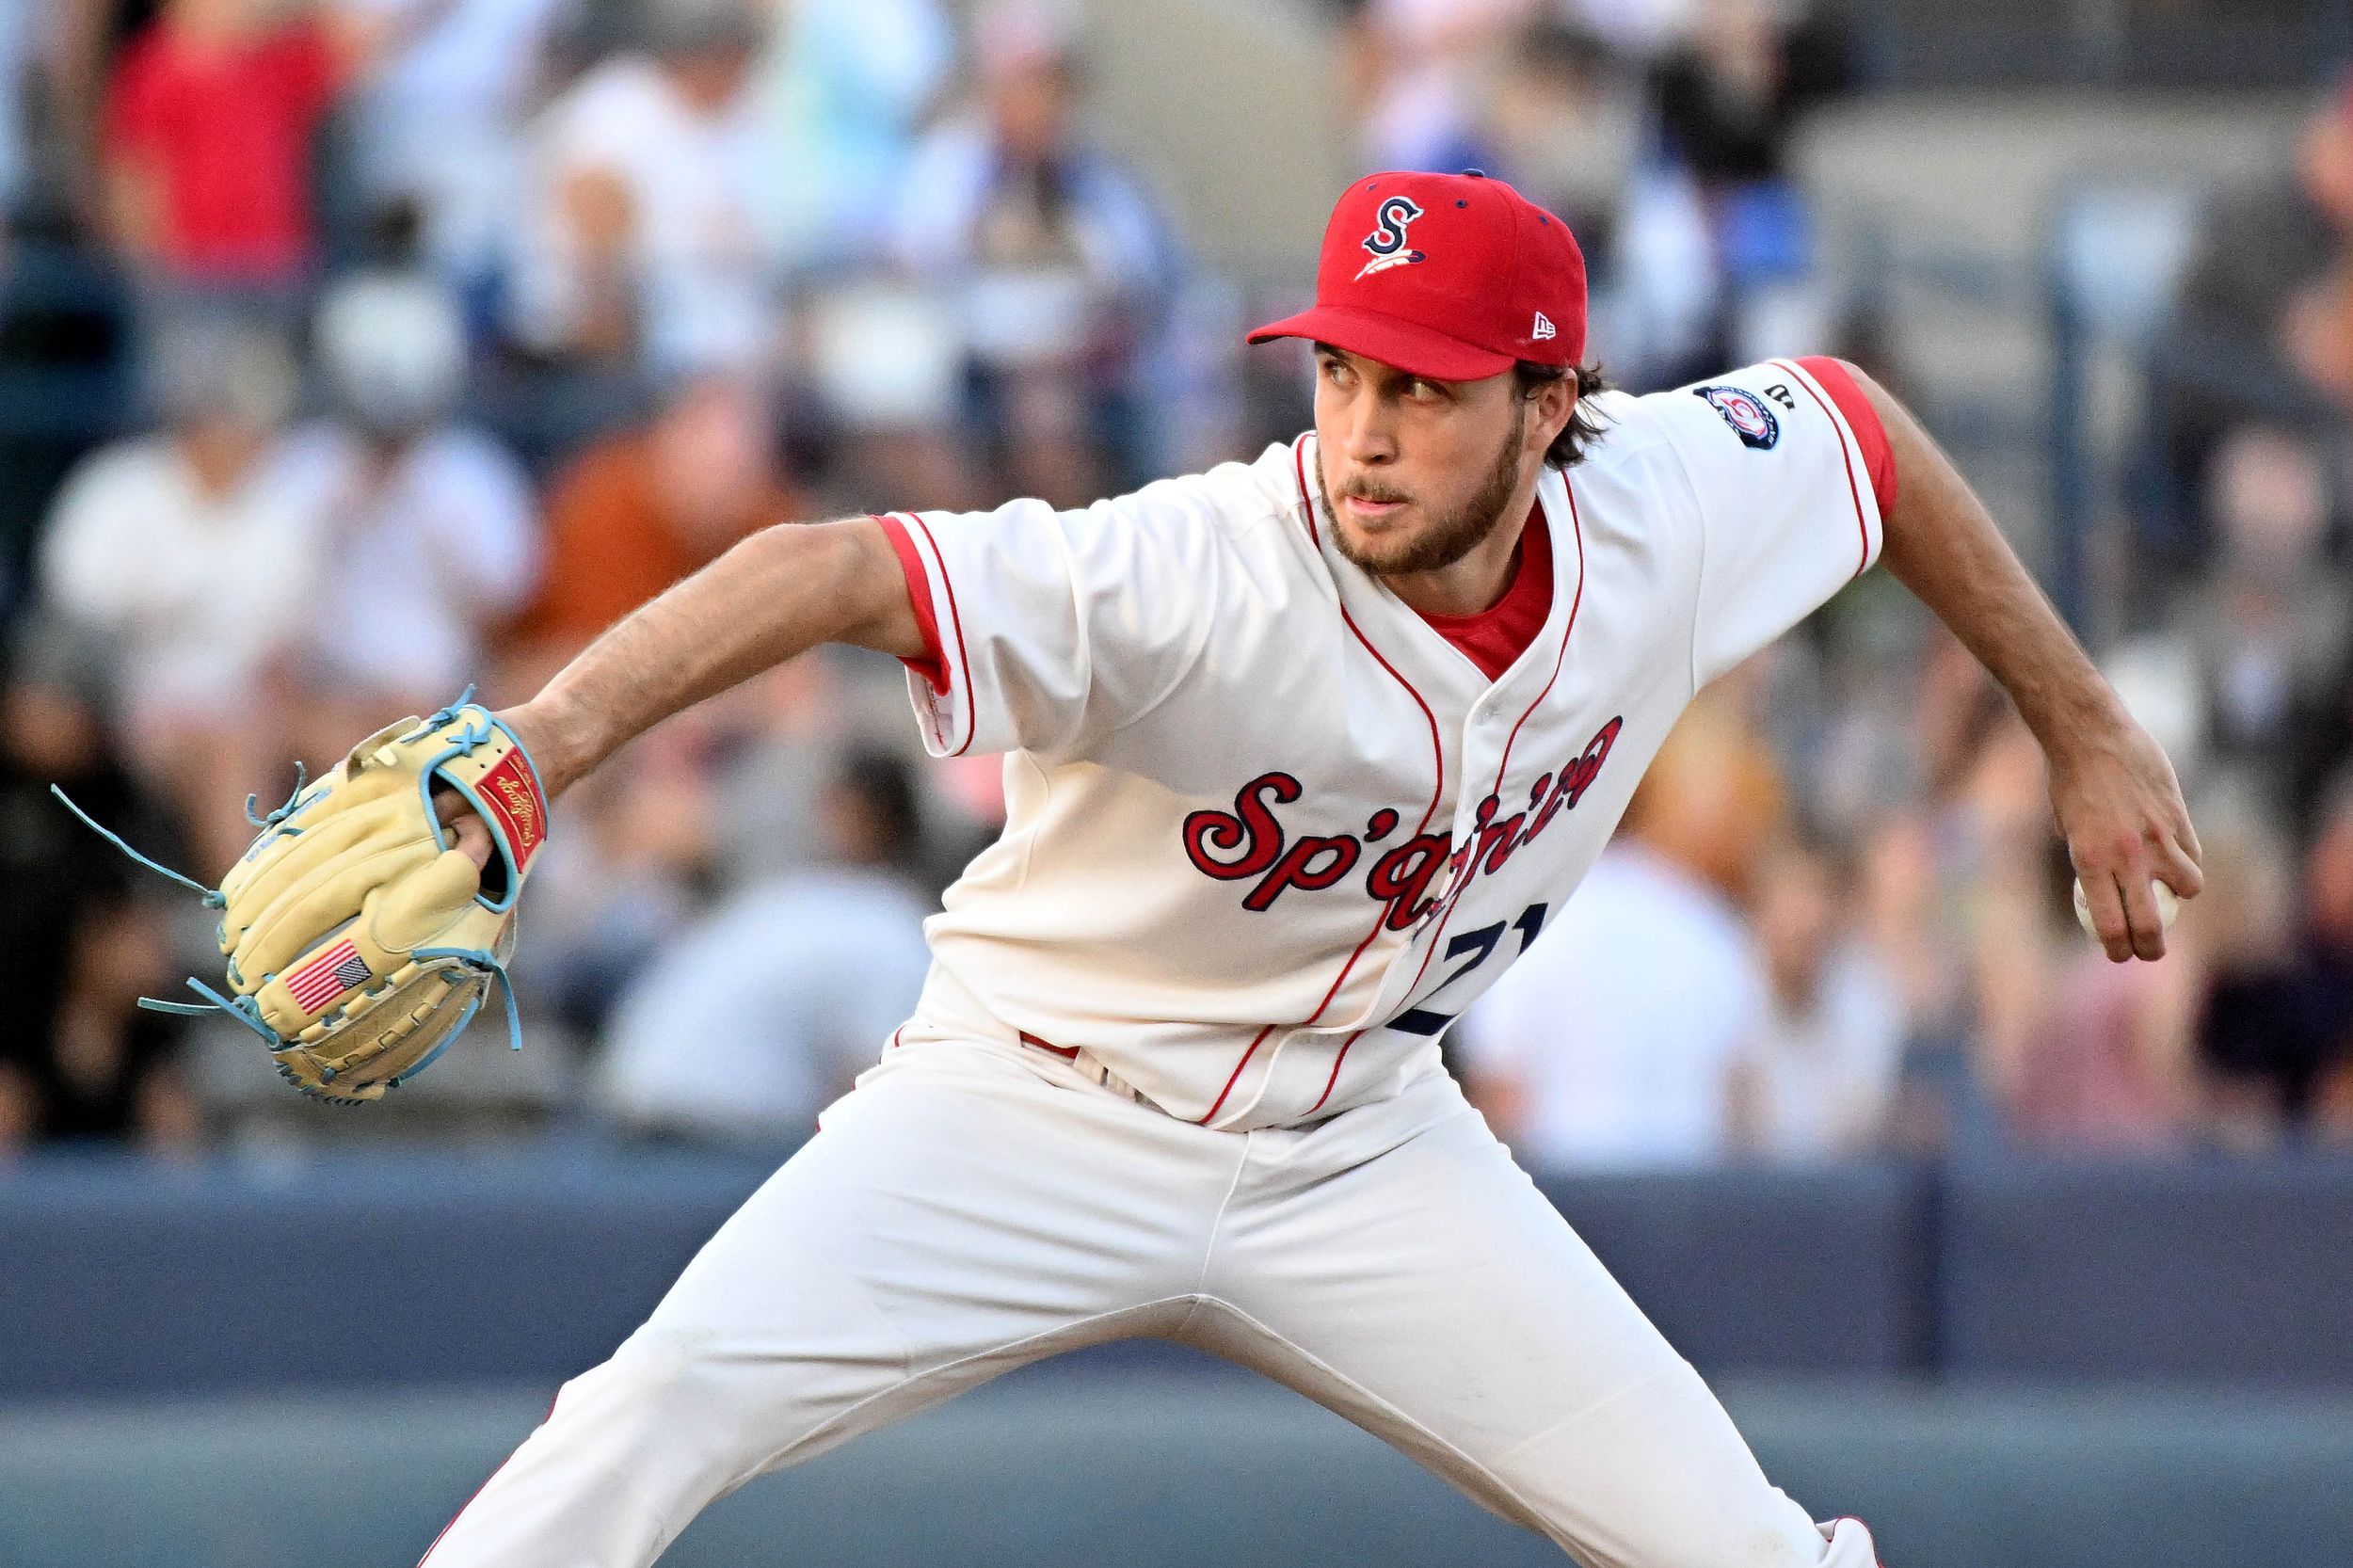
1183, 1069, 1878, 1568
416, 1036, 1241, 1567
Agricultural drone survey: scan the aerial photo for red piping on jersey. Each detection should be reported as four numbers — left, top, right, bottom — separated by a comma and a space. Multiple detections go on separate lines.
1794, 356, 1897, 520
872, 513, 951, 693
1289, 432, 1318, 545
1195, 439, 1448, 1127
903, 512, 979, 756
1306, 473, 1589, 1116
416, 1387, 563, 1564
1769, 361, 1876, 580
1308, 1025, 1369, 1115
1019, 1031, 1080, 1058
1493, 480, 1586, 808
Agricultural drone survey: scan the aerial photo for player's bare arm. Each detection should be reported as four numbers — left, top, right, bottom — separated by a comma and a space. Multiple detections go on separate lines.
505, 517, 924, 797
431, 519, 923, 871
1849, 364, 2203, 963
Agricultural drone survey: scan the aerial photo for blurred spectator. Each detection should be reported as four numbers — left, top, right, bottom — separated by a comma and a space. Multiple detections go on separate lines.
2159, 78, 2353, 552
1480, 23, 1641, 280
689, 652, 963, 892
0, 3, 29, 231
2173, 424, 2353, 824
0, 620, 199, 1155
2007, 845, 2203, 1154
891, 0, 1182, 503
509, 0, 775, 370
2297, 780, 2353, 1137
1725, 828, 1907, 1161
798, 279, 987, 512
590, 747, 933, 1144
1849, 644, 2056, 1156
1343, 0, 1533, 174
2298, 634, 2353, 839
1878, 671, 2210, 1155
47, 1, 161, 233
2189, 805, 2317, 1145
1627, 0, 1846, 377
504, 369, 800, 685
341, 0, 567, 289
2200, 779, 2353, 1141
34, 311, 324, 871
1458, 698, 1783, 1169
99, 0, 372, 292
1561, 0, 1696, 61
1651, 0, 1820, 207
280, 269, 539, 737
751, 0, 952, 272
516, 715, 721, 1039
2105, 421, 2353, 837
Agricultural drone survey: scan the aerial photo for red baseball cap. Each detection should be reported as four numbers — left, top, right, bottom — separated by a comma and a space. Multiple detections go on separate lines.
1246, 169, 1587, 381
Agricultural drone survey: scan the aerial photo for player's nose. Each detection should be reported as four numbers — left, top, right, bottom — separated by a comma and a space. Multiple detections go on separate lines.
1334, 398, 1400, 466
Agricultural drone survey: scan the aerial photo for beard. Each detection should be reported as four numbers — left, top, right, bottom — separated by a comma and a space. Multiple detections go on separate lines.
1318, 399, 1529, 577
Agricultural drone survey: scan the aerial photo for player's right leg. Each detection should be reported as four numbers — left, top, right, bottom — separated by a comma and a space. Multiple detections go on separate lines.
418, 1038, 1241, 1568
1189, 1070, 1879, 1568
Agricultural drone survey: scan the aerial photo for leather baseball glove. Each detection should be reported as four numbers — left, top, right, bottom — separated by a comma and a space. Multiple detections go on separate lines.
56, 696, 550, 1103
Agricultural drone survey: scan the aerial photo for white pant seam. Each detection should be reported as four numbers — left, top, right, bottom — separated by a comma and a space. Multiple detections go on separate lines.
713, 1294, 1201, 1497
1489, 1364, 1679, 1471
1194, 1299, 1561, 1547
1188, 1135, 1254, 1301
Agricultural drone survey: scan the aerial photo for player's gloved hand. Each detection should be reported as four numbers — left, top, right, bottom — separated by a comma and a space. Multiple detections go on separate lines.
2044, 698, 2203, 964
58, 695, 552, 1103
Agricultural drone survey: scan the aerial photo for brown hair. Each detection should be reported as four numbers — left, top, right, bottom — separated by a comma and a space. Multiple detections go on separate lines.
1513, 360, 1613, 468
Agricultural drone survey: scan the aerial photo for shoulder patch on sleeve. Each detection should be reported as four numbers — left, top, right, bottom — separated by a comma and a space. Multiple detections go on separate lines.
1692, 384, 1782, 450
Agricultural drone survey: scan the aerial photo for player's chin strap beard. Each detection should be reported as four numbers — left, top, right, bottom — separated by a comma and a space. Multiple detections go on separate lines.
1317, 401, 1530, 578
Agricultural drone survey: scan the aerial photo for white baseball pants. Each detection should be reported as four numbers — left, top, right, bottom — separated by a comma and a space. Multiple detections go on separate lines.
418, 1036, 1878, 1568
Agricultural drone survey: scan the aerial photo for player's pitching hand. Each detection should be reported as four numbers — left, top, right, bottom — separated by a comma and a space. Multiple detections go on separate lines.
432, 705, 559, 873
435, 787, 495, 872
2043, 703, 2202, 963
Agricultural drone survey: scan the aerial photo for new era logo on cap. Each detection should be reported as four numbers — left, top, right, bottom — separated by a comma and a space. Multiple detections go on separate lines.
1531, 311, 1556, 342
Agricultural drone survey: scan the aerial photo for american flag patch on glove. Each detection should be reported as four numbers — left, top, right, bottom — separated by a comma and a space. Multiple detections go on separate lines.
285, 938, 372, 1012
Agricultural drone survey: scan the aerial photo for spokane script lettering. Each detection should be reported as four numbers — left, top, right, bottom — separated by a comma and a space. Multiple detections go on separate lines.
1181, 716, 1623, 926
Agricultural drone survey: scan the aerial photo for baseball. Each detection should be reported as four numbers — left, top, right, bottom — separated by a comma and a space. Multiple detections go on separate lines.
2073, 876, 2180, 937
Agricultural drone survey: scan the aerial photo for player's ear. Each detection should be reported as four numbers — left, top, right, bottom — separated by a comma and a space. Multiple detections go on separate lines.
1532, 373, 1577, 450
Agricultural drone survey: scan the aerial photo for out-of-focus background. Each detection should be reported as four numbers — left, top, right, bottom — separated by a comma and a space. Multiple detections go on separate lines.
3, 0, 2352, 1564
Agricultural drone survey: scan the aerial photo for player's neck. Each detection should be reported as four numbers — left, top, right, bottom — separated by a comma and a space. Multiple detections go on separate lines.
1377, 471, 1544, 619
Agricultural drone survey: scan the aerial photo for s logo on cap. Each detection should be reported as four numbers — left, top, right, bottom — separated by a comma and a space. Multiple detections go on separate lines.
1355, 196, 1426, 280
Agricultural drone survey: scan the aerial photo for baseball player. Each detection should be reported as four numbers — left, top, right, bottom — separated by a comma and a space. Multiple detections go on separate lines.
414, 170, 2201, 1566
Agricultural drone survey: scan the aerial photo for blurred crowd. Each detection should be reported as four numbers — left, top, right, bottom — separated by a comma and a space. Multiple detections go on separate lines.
0, 0, 2345, 1170
1461, 67, 2353, 1168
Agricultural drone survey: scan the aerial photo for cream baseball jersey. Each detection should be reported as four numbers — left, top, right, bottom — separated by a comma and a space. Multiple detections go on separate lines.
877, 356, 1888, 1133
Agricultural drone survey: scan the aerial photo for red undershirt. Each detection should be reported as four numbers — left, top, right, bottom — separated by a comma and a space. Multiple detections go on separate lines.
874, 357, 1897, 701
1411, 499, 1552, 682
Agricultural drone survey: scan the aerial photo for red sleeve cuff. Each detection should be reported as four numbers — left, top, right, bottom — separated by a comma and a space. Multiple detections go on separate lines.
873, 513, 951, 694
1796, 356, 1897, 519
